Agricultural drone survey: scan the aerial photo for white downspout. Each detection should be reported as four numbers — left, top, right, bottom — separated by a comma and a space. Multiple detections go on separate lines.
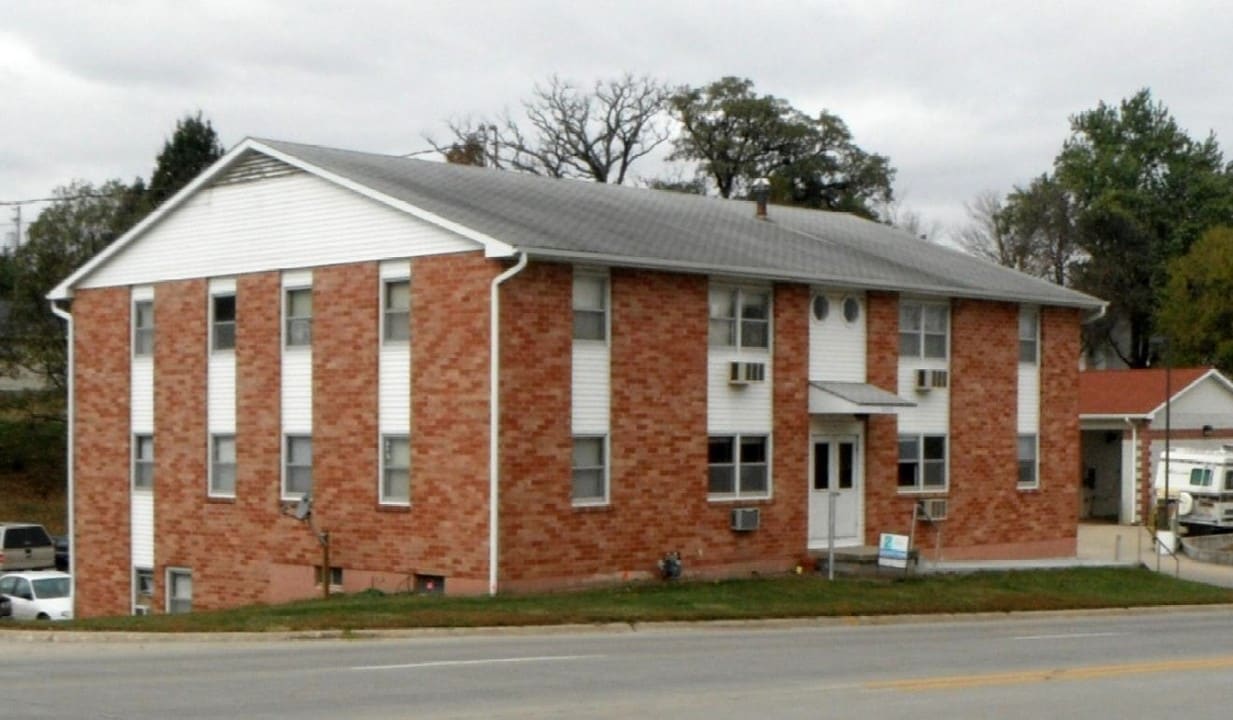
1125, 417, 1138, 524
489, 252, 528, 595
49, 300, 74, 615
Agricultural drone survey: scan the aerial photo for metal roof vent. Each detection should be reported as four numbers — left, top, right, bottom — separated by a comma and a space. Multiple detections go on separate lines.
751, 177, 771, 219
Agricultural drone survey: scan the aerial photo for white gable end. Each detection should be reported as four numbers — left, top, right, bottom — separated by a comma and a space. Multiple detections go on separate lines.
80, 161, 482, 290
1158, 374, 1233, 429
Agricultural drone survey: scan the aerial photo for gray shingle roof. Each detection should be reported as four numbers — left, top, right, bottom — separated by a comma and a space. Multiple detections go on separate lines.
257, 139, 1101, 309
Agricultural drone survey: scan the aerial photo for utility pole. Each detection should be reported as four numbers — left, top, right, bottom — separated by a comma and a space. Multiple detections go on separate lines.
5, 204, 19, 251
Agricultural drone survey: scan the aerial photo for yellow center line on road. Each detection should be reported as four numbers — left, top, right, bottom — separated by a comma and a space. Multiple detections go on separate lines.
866, 655, 1233, 692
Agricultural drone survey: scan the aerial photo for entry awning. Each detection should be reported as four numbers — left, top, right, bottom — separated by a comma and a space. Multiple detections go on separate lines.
808, 381, 915, 415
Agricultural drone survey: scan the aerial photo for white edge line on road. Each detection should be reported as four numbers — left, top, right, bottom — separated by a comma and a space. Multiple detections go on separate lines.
352, 654, 604, 671
1012, 632, 1126, 641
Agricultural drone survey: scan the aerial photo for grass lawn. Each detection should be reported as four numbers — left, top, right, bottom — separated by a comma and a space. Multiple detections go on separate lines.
31, 567, 1233, 634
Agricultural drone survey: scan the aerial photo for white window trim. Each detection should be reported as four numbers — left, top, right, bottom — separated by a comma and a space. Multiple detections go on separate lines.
282, 285, 313, 350
571, 434, 610, 507
208, 433, 237, 499
379, 433, 411, 506
709, 282, 773, 353
897, 433, 949, 493
133, 567, 153, 615
1019, 306, 1040, 365
1018, 433, 1040, 490
166, 567, 192, 615
210, 291, 237, 354
381, 277, 411, 346
132, 434, 154, 492
572, 270, 611, 344
899, 300, 950, 360
281, 434, 313, 501
132, 298, 154, 357
707, 433, 773, 501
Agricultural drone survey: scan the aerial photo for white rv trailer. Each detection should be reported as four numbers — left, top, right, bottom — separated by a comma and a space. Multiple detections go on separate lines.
1154, 446, 1233, 529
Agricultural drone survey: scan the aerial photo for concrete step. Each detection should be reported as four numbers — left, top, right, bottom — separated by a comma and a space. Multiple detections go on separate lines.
810, 545, 919, 577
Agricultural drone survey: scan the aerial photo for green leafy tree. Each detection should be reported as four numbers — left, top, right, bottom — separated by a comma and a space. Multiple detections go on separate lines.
1, 181, 135, 392
1058, 90, 1233, 366
146, 111, 225, 209
668, 77, 894, 218
1158, 226, 1233, 373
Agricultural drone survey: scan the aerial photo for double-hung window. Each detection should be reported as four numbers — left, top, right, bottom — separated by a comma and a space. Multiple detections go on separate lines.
708, 435, 770, 498
284, 435, 312, 498
133, 435, 154, 491
1017, 434, 1038, 489
571, 436, 608, 504
210, 434, 236, 497
383, 279, 410, 343
285, 288, 312, 347
899, 302, 948, 359
212, 294, 236, 351
709, 286, 770, 349
167, 569, 192, 614
133, 300, 154, 356
1019, 307, 1039, 363
573, 274, 608, 341
898, 434, 946, 490
381, 435, 410, 504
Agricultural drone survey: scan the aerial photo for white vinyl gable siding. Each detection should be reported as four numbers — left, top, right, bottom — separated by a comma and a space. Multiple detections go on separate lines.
281, 272, 313, 435
379, 261, 412, 504
1165, 376, 1233, 429
808, 290, 866, 382
80, 168, 481, 290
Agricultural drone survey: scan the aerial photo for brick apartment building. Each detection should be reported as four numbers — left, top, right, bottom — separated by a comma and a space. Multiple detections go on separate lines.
51, 139, 1104, 618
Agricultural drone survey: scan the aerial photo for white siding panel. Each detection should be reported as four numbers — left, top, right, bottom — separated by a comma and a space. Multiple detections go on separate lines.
1167, 377, 1233, 429
1018, 364, 1039, 434
131, 492, 154, 568
282, 352, 313, 434
209, 277, 236, 294
131, 357, 154, 433
808, 291, 866, 382
82, 172, 480, 290
572, 344, 610, 434
379, 345, 411, 433
708, 349, 772, 434
380, 260, 411, 279
208, 354, 236, 433
896, 362, 948, 434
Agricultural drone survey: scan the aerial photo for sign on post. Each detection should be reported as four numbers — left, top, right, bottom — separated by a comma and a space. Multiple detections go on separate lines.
878, 533, 910, 569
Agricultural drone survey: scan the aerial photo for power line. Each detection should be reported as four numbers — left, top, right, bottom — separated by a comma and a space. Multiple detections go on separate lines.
0, 193, 117, 207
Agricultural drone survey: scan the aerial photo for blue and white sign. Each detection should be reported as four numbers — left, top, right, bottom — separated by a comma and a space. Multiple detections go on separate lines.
878, 533, 910, 569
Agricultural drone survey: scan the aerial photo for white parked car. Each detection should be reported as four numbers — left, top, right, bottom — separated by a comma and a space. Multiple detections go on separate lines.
0, 571, 73, 621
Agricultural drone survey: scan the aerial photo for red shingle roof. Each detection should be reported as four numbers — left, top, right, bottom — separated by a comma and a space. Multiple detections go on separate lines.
1079, 367, 1213, 416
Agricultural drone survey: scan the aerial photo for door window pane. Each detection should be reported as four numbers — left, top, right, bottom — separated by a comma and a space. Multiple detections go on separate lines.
813, 443, 829, 490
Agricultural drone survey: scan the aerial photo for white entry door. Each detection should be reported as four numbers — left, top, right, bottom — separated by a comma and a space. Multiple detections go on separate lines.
809, 435, 862, 547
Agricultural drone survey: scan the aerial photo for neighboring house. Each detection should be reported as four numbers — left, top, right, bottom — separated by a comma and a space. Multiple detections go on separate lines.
50, 139, 1104, 618
1079, 367, 1233, 524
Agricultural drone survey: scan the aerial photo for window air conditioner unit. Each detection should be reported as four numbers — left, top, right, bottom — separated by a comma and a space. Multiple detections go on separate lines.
729, 361, 766, 385
134, 605, 150, 616
914, 369, 949, 392
731, 507, 760, 531
918, 498, 948, 521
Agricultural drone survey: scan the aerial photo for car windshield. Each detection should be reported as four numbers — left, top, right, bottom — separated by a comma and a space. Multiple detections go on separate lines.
32, 577, 70, 599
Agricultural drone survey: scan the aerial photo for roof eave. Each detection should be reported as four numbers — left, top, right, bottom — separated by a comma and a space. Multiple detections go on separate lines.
523, 249, 1105, 310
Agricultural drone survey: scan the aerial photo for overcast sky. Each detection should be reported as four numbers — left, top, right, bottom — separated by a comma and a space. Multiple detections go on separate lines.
3, 1, 1230, 248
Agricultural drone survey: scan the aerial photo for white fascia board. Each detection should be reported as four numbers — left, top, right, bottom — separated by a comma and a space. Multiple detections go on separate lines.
248, 140, 516, 260
48, 138, 517, 301
47, 140, 261, 301
525, 249, 1105, 310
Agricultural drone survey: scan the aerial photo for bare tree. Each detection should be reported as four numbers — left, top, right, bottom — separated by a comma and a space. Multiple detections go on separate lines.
956, 190, 1035, 270
428, 74, 670, 184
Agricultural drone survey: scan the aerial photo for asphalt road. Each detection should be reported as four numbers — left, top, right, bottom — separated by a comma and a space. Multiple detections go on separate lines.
6, 609, 1233, 719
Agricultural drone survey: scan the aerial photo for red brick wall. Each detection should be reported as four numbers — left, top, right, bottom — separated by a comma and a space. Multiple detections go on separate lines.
408, 253, 497, 588
1037, 306, 1081, 553
72, 287, 132, 618
498, 266, 807, 590
863, 291, 908, 542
